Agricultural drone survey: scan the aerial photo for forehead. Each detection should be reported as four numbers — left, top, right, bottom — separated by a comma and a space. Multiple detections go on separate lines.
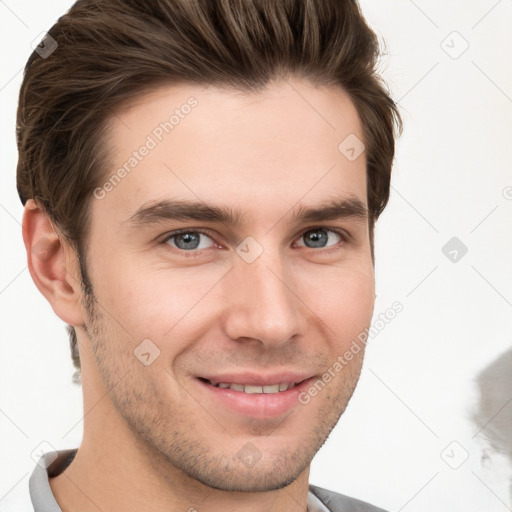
96, 78, 367, 227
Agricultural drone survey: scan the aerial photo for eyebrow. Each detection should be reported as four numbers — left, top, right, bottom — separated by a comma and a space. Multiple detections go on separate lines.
123, 196, 368, 228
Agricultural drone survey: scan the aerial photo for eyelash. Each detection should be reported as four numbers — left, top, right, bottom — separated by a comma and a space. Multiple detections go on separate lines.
159, 227, 349, 256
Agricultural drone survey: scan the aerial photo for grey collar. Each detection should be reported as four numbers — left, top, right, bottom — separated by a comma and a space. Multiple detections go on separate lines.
30, 450, 330, 512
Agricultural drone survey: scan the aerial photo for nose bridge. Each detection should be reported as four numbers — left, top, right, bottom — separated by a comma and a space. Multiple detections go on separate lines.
223, 245, 302, 346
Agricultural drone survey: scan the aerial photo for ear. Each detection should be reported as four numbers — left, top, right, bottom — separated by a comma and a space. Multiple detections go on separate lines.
22, 199, 86, 326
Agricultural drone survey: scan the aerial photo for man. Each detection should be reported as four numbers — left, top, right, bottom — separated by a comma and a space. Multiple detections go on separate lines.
16, 0, 402, 510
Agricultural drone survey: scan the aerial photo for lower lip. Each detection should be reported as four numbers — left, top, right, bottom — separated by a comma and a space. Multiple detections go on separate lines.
196, 377, 315, 419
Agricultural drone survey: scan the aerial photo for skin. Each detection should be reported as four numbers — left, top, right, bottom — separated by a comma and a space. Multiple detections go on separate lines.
23, 77, 375, 512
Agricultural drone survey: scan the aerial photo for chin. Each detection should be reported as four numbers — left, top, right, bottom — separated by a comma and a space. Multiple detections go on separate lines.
185, 459, 307, 493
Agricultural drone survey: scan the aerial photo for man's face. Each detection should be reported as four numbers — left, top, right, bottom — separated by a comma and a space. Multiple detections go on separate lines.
79, 78, 375, 492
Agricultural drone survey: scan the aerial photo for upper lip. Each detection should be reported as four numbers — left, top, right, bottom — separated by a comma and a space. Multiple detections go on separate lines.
198, 371, 314, 386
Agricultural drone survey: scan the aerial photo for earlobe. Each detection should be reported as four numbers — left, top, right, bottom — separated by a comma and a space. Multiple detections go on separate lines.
22, 199, 85, 326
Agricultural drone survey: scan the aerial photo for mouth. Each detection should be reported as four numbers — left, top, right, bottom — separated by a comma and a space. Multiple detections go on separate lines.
195, 374, 316, 418
199, 378, 301, 394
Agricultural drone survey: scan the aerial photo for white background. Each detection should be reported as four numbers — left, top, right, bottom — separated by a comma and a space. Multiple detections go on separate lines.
1, 1, 511, 511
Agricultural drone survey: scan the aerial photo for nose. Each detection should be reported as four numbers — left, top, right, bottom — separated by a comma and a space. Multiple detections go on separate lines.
221, 249, 304, 348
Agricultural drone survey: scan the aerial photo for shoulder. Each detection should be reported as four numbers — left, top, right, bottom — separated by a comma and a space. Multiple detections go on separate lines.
309, 484, 392, 512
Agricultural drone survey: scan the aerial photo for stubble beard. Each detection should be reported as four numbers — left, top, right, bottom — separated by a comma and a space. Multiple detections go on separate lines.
80, 285, 364, 493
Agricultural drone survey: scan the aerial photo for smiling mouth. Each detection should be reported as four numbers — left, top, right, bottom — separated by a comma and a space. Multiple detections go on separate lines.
196, 375, 315, 418
198, 378, 303, 394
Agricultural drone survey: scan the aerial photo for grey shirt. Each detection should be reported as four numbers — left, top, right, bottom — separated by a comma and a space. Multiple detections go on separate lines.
25, 450, 388, 512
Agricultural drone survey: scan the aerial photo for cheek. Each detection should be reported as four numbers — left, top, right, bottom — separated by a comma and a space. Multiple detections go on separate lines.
302, 264, 375, 342
89, 245, 374, 354
91, 260, 224, 343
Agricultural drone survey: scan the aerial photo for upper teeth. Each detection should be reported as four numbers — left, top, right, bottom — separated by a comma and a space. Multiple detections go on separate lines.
210, 381, 295, 393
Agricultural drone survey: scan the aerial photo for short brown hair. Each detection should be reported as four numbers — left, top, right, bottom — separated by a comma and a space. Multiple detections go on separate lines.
16, 0, 402, 378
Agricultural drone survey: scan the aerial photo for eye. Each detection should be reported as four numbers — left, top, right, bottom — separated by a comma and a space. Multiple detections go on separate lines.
159, 227, 346, 254
295, 228, 344, 249
162, 231, 215, 251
